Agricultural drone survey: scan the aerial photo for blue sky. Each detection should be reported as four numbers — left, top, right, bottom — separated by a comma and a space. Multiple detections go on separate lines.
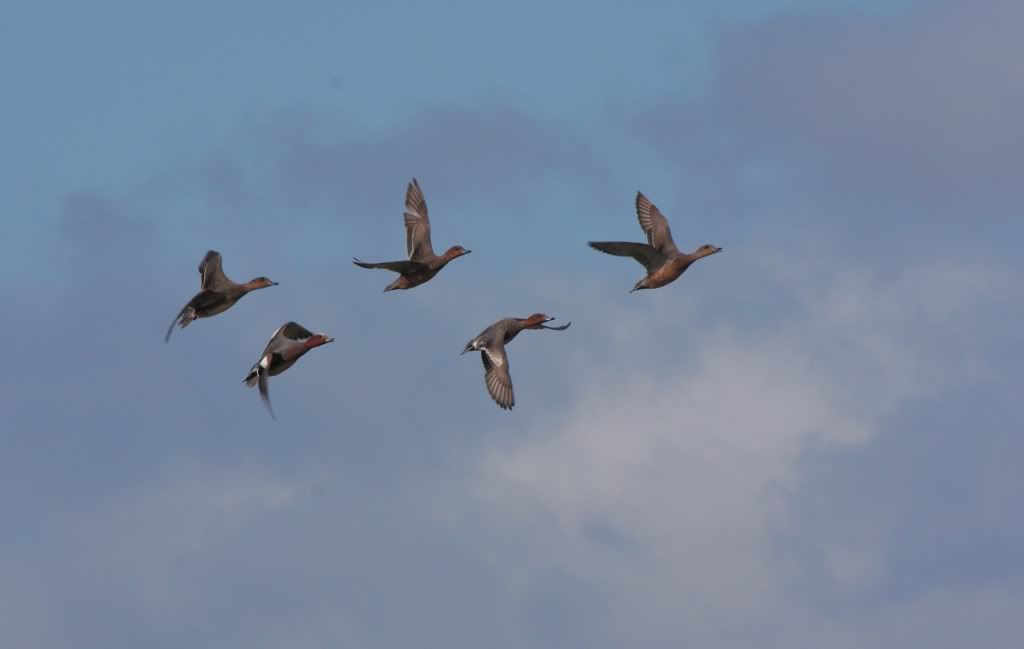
2, 0, 1023, 647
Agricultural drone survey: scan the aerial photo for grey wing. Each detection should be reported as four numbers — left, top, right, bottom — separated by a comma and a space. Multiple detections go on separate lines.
263, 321, 314, 356
164, 304, 188, 342
403, 178, 434, 261
481, 343, 514, 410
635, 192, 680, 255
257, 370, 276, 421
540, 321, 571, 331
352, 258, 428, 273
279, 322, 315, 341
588, 241, 668, 272
198, 250, 232, 290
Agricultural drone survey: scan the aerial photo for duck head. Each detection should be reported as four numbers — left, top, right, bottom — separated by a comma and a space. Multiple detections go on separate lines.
443, 245, 472, 260
304, 333, 335, 349
521, 313, 571, 330
246, 276, 279, 290
695, 244, 722, 258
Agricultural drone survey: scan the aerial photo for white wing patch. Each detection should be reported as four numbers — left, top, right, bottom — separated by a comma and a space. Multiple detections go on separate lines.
259, 354, 271, 369
483, 346, 504, 367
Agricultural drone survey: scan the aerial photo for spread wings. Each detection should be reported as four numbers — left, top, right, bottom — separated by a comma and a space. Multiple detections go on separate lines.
263, 321, 315, 356
404, 178, 435, 262
588, 241, 668, 272
257, 371, 276, 421
198, 250, 232, 290
352, 258, 428, 273
635, 192, 679, 255
480, 343, 514, 410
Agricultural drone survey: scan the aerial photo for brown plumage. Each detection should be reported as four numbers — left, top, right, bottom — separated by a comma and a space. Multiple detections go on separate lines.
353, 178, 471, 291
461, 314, 571, 410
589, 192, 721, 292
165, 250, 277, 342
243, 322, 334, 420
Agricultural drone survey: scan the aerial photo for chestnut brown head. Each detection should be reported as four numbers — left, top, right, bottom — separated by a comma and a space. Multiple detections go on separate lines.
444, 245, 472, 260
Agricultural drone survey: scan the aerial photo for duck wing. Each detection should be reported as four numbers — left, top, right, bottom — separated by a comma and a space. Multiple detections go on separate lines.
635, 192, 680, 255
257, 370, 276, 420
164, 304, 188, 342
198, 250, 232, 291
404, 178, 435, 262
244, 356, 278, 421
588, 241, 667, 272
352, 258, 427, 274
480, 342, 514, 410
263, 321, 315, 356
540, 321, 572, 331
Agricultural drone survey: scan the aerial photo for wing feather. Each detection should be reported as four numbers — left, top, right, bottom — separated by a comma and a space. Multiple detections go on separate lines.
635, 192, 680, 255
480, 344, 514, 410
198, 250, 231, 290
403, 178, 435, 261
588, 241, 667, 272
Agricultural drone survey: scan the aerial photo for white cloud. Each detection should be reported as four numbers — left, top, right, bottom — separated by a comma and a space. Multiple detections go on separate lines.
430, 256, 1018, 647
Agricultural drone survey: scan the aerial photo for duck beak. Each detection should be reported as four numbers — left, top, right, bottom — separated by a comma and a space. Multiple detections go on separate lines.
270, 281, 280, 286
544, 317, 555, 322
463, 249, 472, 255
713, 247, 722, 254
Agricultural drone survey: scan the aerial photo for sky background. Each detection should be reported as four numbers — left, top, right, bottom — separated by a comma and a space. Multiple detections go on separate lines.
2, 0, 1023, 647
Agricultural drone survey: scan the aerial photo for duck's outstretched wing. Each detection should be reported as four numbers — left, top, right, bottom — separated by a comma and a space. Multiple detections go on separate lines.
481, 343, 514, 410
352, 258, 427, 274
164, 304, 188, 342
198, 250, 232, 290
588, 241, 667, 272
257, 371, 276, 421
243, 360, 277, 421
404, 178, 435, 262
164, 290, 225, 342
635, 192, 680, 255
262, 321, 316, 357
540, 321, 571, 331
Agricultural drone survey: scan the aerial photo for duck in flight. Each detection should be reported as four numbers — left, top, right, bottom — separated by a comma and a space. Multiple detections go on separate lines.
165, 250, 277, 342
589, 192, 721, 293
243, 322, 334, 420
353, 178, 471, 292
461, 314, 571, 410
